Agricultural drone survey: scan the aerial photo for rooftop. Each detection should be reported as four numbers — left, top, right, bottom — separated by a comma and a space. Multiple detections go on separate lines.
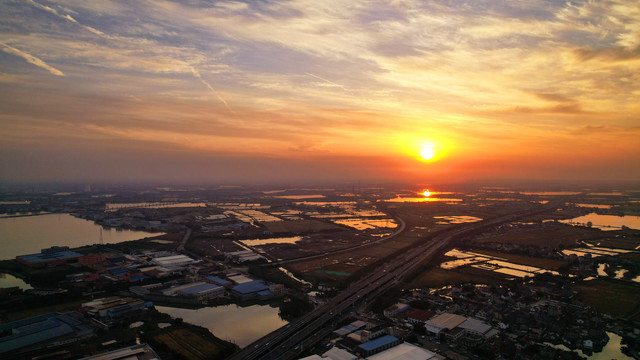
17, 249, 82, 264
177, 282, 224, 296
232, 280, 269, 294
358, 335, 399, 352
426, 313, 467, 330
367, 342, 436, 360
458, 318, 492, 335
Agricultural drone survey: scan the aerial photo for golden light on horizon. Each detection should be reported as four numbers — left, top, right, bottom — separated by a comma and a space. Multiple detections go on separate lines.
422, 189, 431, 197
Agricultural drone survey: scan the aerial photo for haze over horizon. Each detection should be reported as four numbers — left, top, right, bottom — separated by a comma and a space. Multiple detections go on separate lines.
1, 1, 639, 184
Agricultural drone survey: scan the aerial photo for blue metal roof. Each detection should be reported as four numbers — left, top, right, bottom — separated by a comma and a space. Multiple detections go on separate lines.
179, 283, 223, 295
232, 280, 269, 294
205, 276, 231, 285
257, 290, 273, 296
17, 250, 82, 264
358, 335, 399, 352
0, 312, 91, 354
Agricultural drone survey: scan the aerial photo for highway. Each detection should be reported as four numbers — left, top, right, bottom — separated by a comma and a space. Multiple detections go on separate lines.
226, 198, 563, 360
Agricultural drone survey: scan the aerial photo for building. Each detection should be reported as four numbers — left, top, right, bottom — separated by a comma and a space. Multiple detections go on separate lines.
0, 312, 93, 356
204, 275, 232, 287
383, 303, 409, 319
16, 246, 83, 267
333, 320, 368, 338
323, 347, 358, 360
151, 254, 195, 268
425, 313, 467, 336
176, 282, 225, 302
367, 342, 436, 360
161, 282, 225, 303
79, 343, 160, 360
457, 318, 492, 337
231, 280, 270, 300
356, 335, 402, 357
405, 309, 436, 324
81, 297, 148, 320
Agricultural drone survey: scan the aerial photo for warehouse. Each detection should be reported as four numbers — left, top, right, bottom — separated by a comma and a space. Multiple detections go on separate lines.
231, 280, 270, 300
356, 335, 402, 357
151, 254, 195, 268
0, 312, 93, 356
16, 246, 82, 267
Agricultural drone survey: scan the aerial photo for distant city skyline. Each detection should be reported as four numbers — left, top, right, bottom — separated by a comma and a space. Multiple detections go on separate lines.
1, 1, 639, 183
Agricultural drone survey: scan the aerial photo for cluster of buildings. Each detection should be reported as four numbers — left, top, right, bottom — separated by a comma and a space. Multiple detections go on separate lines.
304, 319, 440, 360
0, 312, 94, 356
0, 295, 157, 358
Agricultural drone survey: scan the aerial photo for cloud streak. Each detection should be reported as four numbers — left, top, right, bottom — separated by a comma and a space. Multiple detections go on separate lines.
0, 43, 64, 76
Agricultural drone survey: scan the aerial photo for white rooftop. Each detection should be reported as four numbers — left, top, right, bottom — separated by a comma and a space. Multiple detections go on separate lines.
458, 318, 492, 335
426, 313, 467, 330
323, 347, 358, 360
366, 342, 436, 360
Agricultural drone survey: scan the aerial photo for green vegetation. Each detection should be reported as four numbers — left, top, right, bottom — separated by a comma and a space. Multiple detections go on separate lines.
406, 267, 510, 289
469, 249, 569, 270
575, 279, 640, 320
475, 225, 605, 247
151, 327, 237, 360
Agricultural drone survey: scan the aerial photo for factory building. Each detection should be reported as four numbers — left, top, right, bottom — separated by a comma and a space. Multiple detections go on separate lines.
366, 342, 436, 360
16, 246, 83, 267
79, 343, 160, 360
162, 281, 225, 303
356, 335, 402, 357
231, 280, 270, 300
204, 275, 232, 287
151, 254, 196, 268
424, 313, 467, 336
0, 312, 93, 356
81, 297, 148, 320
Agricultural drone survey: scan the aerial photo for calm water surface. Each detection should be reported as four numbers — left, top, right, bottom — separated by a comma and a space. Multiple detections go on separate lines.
0, 272, 32, 290
561, 213, 640, 231
155, 303, 288, 347
0, 213, 161, 260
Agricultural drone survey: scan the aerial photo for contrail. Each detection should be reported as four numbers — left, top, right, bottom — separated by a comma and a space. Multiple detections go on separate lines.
25, 0, 104, 36
0, 43, 64, 76
305, 72, 346, 89
190, 67, 236, 115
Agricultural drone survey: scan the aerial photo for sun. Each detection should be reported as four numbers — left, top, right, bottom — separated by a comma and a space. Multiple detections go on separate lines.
422, 189, 431, 197
420, 147, 434, 160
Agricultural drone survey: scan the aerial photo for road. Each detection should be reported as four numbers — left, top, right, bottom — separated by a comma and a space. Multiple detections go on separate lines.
267, 216, 407, 266
226, 199, 563, 360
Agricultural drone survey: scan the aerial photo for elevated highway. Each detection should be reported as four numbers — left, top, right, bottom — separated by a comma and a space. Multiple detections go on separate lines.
226, 198, 563, 360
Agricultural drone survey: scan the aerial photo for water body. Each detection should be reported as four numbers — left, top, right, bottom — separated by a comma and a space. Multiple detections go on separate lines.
561, 213, 640, 231
0, 273, 32, 290
545, 332, 633, 359
155, 303, 287, 347
0, 213, 161, 260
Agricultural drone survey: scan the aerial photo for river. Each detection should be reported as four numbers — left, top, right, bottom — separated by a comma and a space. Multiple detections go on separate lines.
0, 213, 161, 260
155, 303, 288, 347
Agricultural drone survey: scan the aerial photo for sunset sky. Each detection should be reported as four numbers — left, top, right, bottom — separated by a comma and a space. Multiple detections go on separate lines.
1, 0, 639, 184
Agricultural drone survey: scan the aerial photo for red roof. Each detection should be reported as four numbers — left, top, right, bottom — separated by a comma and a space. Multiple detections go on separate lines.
406, 309, 436, 321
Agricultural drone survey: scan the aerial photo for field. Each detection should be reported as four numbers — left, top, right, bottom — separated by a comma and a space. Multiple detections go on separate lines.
575, 279, 640, 320
405, 267, 510, 289
261, 219, 341, 233
468, 249, 569, 270
476, 225, 606, 247
153, 328, 234, 360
